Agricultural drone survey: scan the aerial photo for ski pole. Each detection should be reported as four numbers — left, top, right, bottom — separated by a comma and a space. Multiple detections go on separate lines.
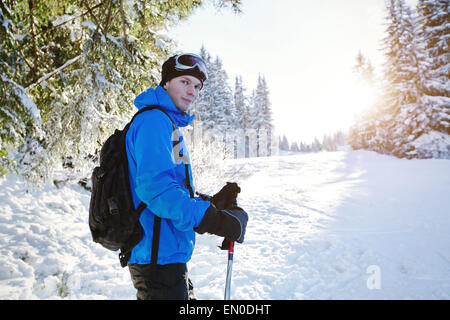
224, 240, 234, 300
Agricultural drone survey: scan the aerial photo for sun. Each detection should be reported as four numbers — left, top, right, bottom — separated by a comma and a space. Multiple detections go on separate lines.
346, 79, 377, 117
320, 77, 378, 131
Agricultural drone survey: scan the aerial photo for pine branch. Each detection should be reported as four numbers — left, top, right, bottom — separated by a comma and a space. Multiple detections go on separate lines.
28, 0, 38, 82
120, 0, 129, 51
82, 0, 106, 35
11, 2, 105, 56
18, 49, 34, 74
103, 0, 115, 37
35, 2, 105, 38
26, 55, 82, 90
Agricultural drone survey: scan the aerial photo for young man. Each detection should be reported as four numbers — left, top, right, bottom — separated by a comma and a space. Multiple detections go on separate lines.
125, 53, 248, 300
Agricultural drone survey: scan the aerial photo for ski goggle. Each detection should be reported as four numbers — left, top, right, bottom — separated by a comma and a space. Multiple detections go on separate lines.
174, 53, 208, 80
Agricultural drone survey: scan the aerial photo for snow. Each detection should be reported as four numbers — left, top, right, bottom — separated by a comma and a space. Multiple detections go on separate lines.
0, 150, 449, 300
155, 38, 166, 49
1, 75, 42, 126
52, 15, 74, 27
1, 15, 12, 32
81, 20, 97, 31
410, 131, 450, 158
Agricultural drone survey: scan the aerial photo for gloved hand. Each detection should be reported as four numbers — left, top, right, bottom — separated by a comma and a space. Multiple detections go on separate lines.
195, 205, 248, 244
210, 182, 241, 210
196, 182, 245, 249
219, 238, 233, 250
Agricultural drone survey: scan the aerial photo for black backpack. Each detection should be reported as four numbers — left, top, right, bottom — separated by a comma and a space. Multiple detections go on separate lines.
88, 105, 191, 267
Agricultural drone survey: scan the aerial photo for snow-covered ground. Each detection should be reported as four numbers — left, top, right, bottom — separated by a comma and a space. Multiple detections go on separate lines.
0, 150, 449, 299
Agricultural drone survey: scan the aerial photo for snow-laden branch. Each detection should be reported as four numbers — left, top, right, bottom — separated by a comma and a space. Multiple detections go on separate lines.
35, 2, 105, 38
1, 74, 42, 126
26, 54, 82, 90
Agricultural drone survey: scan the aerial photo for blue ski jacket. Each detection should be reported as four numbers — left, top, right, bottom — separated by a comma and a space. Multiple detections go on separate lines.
126, 85, 211, 265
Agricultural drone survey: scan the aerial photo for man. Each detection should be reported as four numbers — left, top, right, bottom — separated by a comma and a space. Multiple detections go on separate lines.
125, 53, 248, 300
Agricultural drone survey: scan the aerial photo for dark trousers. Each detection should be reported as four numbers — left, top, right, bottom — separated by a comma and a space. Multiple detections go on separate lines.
128, 262, 195, 300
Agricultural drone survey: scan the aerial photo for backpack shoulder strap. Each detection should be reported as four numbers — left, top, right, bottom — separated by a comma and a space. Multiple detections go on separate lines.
130, 105, 177, 131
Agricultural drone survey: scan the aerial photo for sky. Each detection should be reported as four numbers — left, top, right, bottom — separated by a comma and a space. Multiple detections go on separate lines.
169, 0, 418, 144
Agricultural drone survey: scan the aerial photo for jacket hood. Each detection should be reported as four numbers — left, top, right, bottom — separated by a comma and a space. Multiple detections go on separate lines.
133, 85, 195, 127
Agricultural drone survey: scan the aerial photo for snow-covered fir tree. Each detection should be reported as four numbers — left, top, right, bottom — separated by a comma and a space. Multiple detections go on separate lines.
194, 46, 214, 128
193, 48, 234, 132
388, 0, 434, 158
251, 74, 274, 155
416, 0, 450, 136
279, 135, 290, 151
193, 45, 213, 124
311, 137, 322, 152
353, 51, 375, 85
290, 141, 299, 152
253, 74, 274, 133
349, 51, 378, 150
213, 56, 236, 130
246, 89, 258, 129
322, 134, 336, 152
234, 75, 250, 130
372, 0, 408, 154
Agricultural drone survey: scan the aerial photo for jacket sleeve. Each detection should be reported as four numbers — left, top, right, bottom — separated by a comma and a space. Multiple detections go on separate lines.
129, 110, 210, 231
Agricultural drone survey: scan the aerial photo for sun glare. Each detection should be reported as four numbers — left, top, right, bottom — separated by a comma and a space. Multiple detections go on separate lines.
345, 80, 377, 117
319, 78, 377, 131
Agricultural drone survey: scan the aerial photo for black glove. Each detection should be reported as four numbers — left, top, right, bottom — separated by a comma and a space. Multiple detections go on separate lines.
195, 205, 248, 244
196, 182, 245, 250
219, 238, 232, 250
210, 182, 241, 210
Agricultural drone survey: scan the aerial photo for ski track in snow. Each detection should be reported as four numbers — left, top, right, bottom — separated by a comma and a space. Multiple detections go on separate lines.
0, 150, 449, 299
